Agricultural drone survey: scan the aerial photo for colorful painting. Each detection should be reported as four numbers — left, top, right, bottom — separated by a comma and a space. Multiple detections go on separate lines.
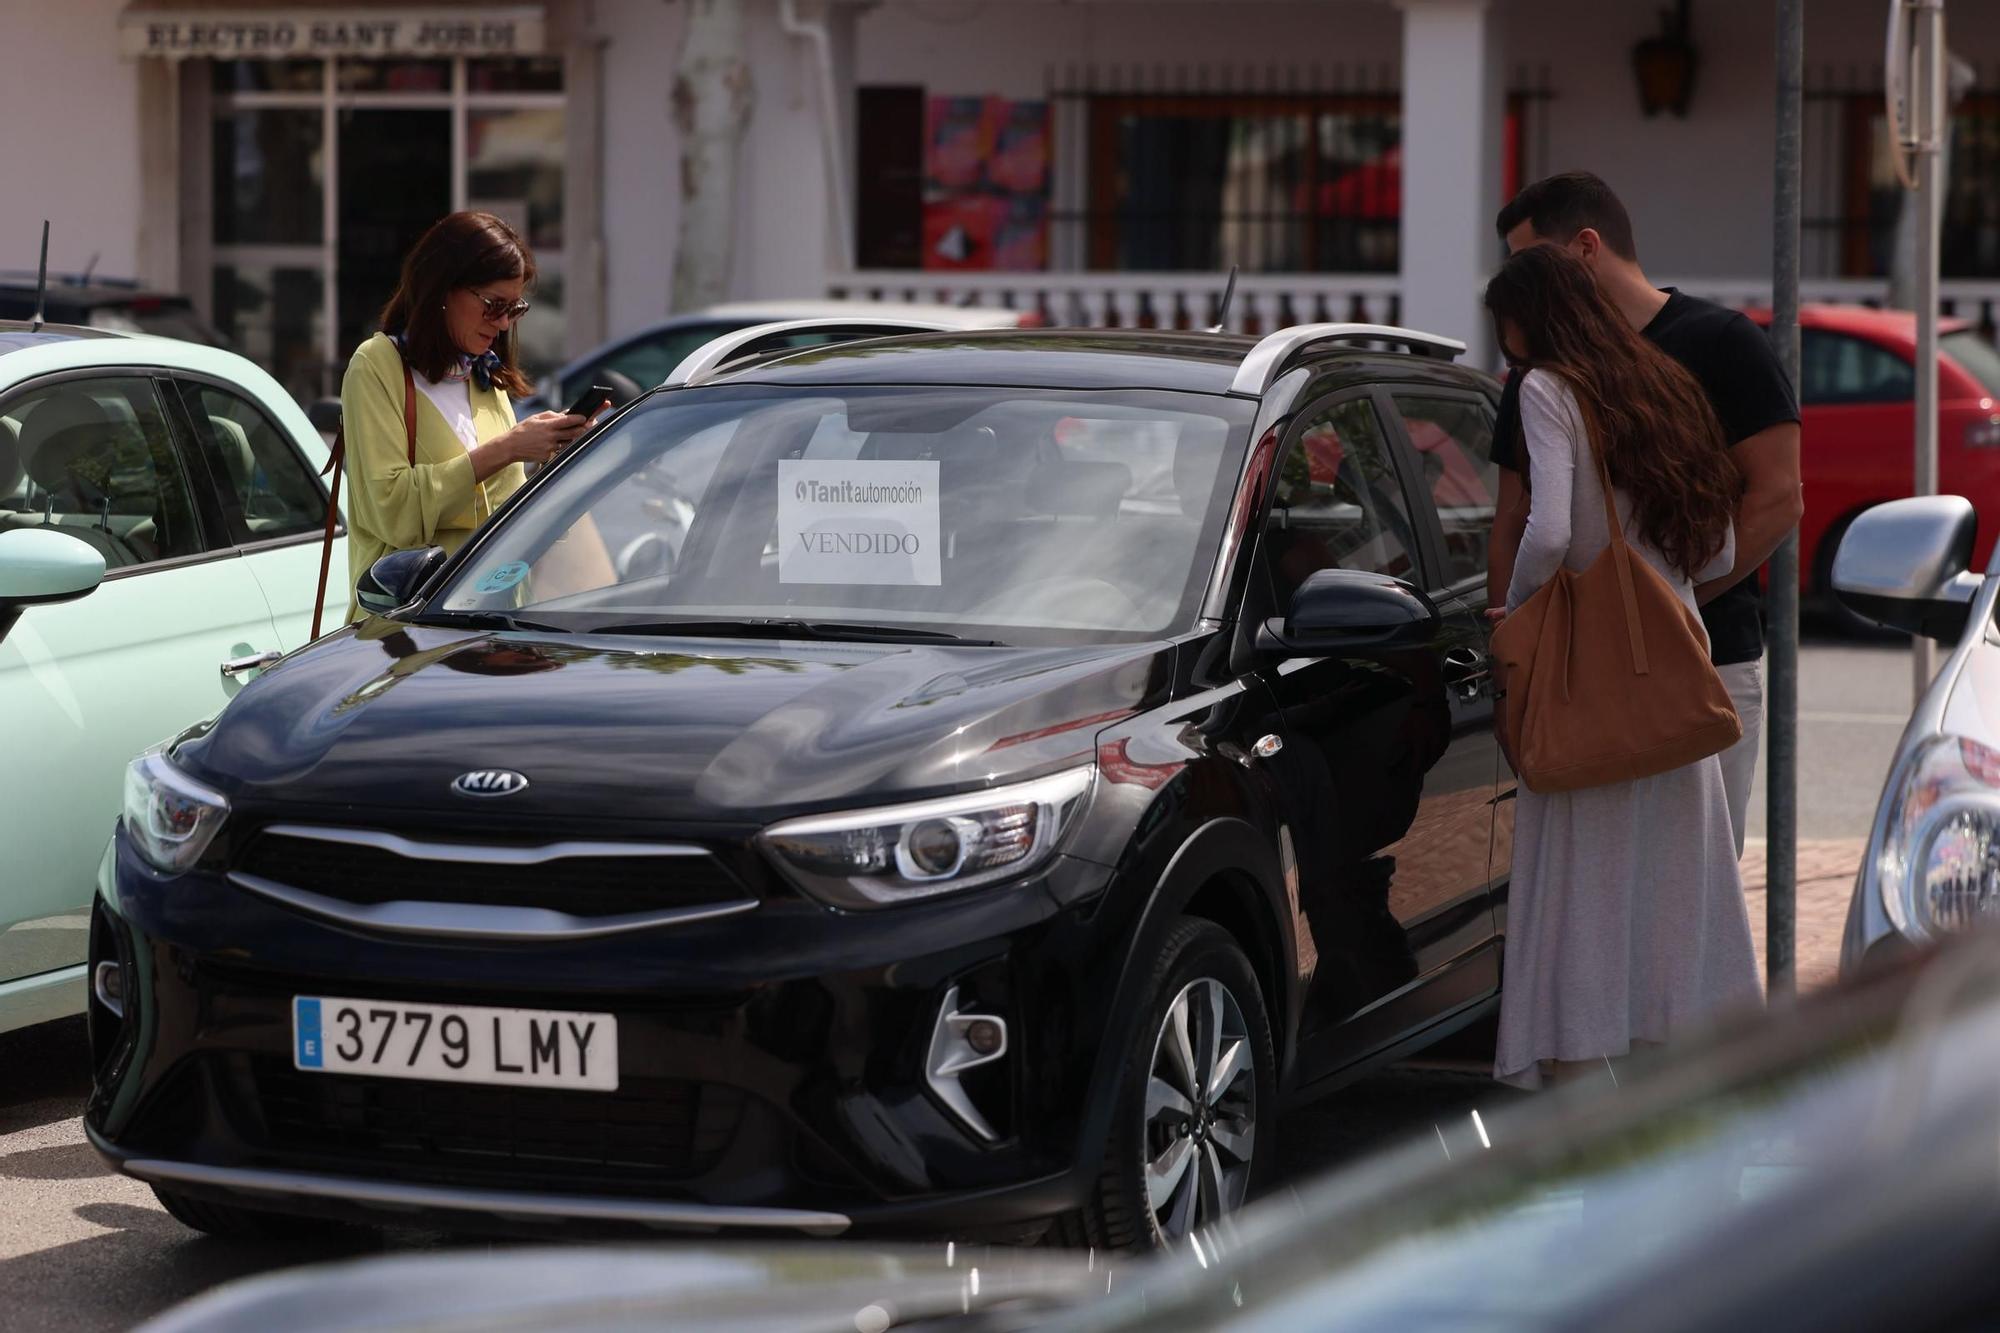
923, 96, 1050, 271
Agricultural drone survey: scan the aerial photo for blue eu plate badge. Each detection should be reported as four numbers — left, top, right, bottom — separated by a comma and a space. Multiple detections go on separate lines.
294, 997, 324, 1068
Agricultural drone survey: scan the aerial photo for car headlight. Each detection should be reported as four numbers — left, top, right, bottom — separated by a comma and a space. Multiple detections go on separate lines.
1876, 735, 2000, 938
122, 750, 230, 874
759, 767, 1094, 909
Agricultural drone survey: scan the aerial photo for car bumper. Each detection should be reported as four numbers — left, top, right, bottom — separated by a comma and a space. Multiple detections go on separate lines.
87, 828, 1117, 1237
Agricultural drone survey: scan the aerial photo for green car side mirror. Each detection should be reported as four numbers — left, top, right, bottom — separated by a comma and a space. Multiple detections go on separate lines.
0, 527, 107, 644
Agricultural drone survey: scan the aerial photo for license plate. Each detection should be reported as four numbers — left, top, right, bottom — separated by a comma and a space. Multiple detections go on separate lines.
293, 996, 618, 1092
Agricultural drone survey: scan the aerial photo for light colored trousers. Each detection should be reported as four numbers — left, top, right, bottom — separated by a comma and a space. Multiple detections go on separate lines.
1717, 660, 1765, 859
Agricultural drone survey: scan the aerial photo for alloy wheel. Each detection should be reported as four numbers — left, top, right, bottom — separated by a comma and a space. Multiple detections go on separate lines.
1142, 975, 1257, 1242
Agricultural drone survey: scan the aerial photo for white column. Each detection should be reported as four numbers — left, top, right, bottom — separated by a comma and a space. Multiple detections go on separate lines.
1397, 0, 1505, 359
135, 58, 181, 293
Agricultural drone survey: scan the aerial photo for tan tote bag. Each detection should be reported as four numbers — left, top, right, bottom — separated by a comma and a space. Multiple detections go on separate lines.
1489, 406, 1741, 794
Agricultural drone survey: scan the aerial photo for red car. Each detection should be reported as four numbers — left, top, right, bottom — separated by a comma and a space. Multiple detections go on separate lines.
1744, 304, 2000, 604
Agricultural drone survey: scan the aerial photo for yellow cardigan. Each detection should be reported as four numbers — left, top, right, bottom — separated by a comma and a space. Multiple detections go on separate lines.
339, 333, 526, 620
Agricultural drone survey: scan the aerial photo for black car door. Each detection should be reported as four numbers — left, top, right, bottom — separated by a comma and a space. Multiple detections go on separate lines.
1246, 387, 1499, 1082
1377, 385, 1513, 931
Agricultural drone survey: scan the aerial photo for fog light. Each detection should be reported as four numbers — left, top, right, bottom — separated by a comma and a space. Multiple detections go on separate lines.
93, 961, 124, 1018
926, 985, 1009, 1142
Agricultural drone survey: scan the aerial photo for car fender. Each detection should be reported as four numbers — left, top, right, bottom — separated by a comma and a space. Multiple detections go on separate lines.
1067, 814, 1293, 1172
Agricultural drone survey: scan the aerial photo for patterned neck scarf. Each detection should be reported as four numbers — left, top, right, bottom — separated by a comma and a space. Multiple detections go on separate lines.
392, 332, 502, 391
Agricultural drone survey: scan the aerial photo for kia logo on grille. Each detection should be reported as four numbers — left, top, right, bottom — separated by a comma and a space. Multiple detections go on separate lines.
451, 769, 530, 798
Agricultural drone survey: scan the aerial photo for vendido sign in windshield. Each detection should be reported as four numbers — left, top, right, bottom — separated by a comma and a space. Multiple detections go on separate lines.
778, 460, 941, 586
119, 7, 545, 58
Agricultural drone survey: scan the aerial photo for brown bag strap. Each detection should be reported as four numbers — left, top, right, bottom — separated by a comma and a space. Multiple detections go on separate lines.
1573, 396, 1651, 676
310, 353, 420, 640
311, 427, 345, 641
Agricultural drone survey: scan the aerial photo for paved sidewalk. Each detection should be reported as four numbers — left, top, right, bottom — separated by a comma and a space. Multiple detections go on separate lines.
1740, 837, 1865, 994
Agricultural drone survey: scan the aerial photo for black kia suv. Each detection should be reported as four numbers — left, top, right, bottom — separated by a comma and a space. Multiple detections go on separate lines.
89, 319, 1511, 1250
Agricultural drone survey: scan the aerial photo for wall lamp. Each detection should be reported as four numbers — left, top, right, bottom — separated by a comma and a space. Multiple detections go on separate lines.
1633, 0, 1699, 118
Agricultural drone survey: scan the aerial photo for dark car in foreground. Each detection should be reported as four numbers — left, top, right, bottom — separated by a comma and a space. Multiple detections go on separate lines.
141, 930, 2000, 1332
90, 318, 1512, 1248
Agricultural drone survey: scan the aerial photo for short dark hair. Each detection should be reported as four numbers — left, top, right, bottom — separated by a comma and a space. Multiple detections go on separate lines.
378, 211, 536, 396
1494, 172, 1638, 261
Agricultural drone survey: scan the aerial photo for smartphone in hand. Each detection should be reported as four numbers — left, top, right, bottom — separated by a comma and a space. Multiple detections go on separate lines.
563, 384, 616, 421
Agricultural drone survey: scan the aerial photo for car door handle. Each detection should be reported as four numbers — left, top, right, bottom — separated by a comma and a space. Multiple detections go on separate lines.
1442, 647, 1493, 694
220, 650, 284, 679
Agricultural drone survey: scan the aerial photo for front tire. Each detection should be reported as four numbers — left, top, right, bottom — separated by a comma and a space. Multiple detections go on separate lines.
1054, 917, 1275, 1251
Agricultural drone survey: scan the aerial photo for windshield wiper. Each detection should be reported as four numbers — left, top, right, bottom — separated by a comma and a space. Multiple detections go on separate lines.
590, 617, 1001, 646
416, 609, 574, 635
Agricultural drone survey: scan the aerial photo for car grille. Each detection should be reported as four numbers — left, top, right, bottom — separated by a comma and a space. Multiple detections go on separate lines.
233, 829, 749, 918
236, 1056, 748, 1184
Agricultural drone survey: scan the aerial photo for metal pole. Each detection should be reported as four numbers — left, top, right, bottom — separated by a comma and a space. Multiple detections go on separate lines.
1912, 0, 1946, 700
1766, 0, 1804, 999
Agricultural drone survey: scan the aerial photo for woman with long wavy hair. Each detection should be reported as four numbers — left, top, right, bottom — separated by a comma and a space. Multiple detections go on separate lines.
1484, 243, 1761, 1089
336, 211, 591, 620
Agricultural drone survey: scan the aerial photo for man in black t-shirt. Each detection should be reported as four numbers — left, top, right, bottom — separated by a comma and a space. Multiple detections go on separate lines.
1486, 173, 1802, 856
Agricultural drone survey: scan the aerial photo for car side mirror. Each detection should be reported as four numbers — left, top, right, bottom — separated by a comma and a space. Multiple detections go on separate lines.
1832, 496, 1982, 643
0, 527, 106, 643
356, 545, 449, 618
1255, 568, 1440, 657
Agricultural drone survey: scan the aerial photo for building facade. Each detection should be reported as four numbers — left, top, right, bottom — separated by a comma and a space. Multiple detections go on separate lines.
4, 0, 1999, 403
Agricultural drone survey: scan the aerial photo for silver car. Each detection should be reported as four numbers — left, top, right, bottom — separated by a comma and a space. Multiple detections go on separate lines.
1835, 495, 2000, 970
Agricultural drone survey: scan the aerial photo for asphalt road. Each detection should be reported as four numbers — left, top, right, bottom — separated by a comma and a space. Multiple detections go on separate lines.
0, 635, 1912, 1332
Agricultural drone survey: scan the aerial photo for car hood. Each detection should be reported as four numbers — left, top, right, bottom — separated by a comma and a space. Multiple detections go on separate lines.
137, 1244, 1114, 1333
181, 621, 1172, 824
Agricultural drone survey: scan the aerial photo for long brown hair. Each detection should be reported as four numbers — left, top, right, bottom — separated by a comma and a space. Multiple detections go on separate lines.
378, 211, 535, 396
1484, 245, 1741, 578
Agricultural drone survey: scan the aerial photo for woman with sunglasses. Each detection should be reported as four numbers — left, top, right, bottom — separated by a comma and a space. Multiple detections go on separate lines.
336, 210, 589, 619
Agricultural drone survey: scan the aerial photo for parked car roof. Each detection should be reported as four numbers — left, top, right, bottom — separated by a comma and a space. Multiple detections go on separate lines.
696, 299, 1023, 328
0, 320, 124, 355
1741, 302, 1975, 341
0, 282, 232, 349
700, 327, 1496, 398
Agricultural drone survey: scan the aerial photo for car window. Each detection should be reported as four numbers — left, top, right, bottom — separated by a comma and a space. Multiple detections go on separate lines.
432, 384, 1251, 644
174, 381, 328, 543
570, 322, 751, 402
1263, 396, 1417, 606
1943, 329, 2000, 397
1800, 330, 1914, 405
0, 376, 206, 571
1388, 393, 1496, 590
569, 324, 860, 403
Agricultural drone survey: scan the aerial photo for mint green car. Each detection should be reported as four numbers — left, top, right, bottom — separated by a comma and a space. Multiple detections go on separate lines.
0, 323, 345, 1033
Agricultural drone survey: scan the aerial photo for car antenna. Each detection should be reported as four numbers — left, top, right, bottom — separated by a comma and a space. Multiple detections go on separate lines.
29, 220, 49, 332
1207, 265, 1239, 333
80, 251, 99, 284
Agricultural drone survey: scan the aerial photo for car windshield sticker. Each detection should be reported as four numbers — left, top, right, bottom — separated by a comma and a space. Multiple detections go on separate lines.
778, 459, 941, 586
476, 561, 530, 594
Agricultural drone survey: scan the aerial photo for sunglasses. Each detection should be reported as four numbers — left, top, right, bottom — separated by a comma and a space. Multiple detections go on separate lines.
469, 290, 532, 322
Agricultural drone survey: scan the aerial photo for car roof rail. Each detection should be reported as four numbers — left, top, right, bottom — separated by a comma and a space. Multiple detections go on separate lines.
663, 318, 955, 388
1229, 322, 1467, 396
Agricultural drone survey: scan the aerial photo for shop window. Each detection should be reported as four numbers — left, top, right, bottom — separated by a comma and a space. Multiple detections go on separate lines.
471, 58, 564, 93
212, 110, 325, 246
211, 60, 322, 94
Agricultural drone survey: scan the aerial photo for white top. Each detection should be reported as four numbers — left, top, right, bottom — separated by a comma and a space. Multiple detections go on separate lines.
1506, 369, 1735, 619
412, 374, 479, 452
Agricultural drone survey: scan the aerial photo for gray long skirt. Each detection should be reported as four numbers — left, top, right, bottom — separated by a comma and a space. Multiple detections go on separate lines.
1494, 754, 1763, 1089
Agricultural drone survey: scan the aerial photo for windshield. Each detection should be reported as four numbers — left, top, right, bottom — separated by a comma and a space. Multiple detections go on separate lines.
1944, 329, 2000, 398
431, 385, 1252, 645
